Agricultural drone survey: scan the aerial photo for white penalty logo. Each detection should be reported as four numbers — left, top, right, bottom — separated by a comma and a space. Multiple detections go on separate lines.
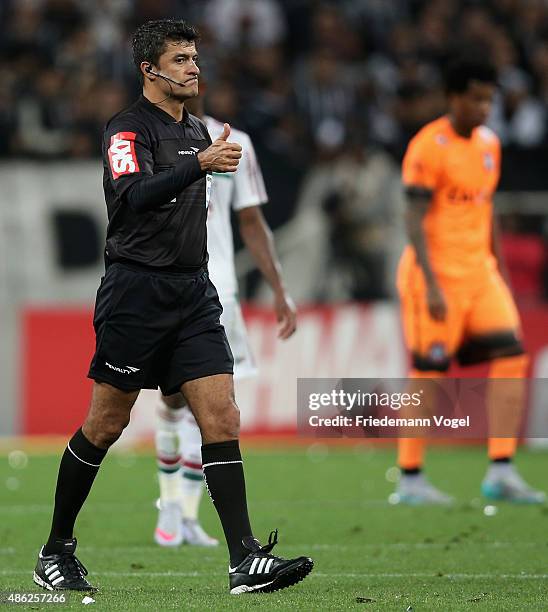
105, 362, 140, 375
178, 147, 200, 156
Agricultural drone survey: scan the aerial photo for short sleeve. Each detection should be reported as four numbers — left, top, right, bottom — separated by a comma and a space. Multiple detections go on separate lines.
402, 131, 442, 192
232, 134, 268, 211
103, 116, 153, 198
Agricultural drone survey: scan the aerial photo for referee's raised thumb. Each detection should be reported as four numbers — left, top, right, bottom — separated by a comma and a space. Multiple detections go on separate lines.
218, 123, 231, 141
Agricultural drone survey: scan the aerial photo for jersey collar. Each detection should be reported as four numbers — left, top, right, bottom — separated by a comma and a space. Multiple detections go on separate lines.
139, 95, 191, 125
444, 114, 477, 141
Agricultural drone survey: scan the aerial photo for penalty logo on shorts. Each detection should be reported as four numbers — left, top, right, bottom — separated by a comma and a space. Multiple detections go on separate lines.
105, 361, 140, 375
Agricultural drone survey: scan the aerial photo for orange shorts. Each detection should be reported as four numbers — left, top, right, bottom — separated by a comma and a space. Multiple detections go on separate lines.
397, 250, 524, 371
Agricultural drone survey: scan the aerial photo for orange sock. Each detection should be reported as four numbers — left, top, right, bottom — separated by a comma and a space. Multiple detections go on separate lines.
398, 438, 426, 471
487, 354, 529, 461
398, 369, 445, 470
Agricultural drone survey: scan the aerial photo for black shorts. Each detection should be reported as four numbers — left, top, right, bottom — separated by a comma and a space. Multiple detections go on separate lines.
88, 262, 233, 395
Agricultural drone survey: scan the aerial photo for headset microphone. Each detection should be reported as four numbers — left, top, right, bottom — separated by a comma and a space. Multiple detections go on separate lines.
145, 66, 186, 87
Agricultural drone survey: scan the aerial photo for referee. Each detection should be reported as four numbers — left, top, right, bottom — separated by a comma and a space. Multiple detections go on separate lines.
33, 19, 312, 595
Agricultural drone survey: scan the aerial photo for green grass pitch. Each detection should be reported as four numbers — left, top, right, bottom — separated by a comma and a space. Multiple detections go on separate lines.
1, 444, 547, 610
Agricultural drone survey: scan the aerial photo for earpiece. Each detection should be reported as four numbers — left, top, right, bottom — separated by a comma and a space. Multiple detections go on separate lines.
143, 66, 186, 88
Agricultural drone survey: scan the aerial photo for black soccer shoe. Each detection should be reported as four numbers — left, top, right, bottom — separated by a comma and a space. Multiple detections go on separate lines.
33, 539, 96, 592
229, 530, 313, 595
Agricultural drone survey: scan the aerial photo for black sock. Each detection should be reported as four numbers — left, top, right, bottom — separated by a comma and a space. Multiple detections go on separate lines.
492, 457, 511, 464
402, 467, 421, 476
44, 428, 107, 555
202, 440, 253, 566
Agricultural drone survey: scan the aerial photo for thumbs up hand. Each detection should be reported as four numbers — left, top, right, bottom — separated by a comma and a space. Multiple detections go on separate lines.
198, 123, 242, 173
218, 123, 231, 141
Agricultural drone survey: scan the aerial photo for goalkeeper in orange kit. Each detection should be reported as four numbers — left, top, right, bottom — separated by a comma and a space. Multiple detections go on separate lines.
394, 58, 545, 505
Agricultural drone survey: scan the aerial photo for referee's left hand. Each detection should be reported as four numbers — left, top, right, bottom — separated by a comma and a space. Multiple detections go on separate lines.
274, 291, 297, 340
198, 123, 242, 173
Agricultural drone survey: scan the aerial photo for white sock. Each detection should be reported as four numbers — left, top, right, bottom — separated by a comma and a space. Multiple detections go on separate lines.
487, 461, 514, 479
179, 406, 204, 520
155, 401, 184, 505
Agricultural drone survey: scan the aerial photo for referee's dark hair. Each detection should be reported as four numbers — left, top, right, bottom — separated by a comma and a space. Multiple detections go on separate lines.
132, 19, 200, 81
445, 58, 498, 95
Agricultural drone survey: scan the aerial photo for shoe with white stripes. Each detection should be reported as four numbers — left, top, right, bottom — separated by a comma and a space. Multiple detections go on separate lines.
33, 539, 96, 591
229, 530, 313, 595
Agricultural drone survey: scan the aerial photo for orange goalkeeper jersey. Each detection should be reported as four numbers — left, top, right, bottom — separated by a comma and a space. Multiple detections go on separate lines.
401, 115, 501, 280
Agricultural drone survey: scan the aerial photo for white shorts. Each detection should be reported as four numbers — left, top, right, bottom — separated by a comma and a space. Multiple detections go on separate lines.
220, 297, 257, 380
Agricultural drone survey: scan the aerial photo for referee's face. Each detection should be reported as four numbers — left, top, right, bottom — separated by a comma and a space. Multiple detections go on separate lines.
156, 41, 200, 101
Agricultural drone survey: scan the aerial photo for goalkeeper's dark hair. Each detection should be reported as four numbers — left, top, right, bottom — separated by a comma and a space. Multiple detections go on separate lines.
445, 58, 498, 95
132, 19, 200, 81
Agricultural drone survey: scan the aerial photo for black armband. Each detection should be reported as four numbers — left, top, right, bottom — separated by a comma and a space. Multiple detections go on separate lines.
404, 185, 434, 201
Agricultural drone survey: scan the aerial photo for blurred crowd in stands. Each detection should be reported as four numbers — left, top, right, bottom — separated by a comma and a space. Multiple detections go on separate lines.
1, 0, 547, 301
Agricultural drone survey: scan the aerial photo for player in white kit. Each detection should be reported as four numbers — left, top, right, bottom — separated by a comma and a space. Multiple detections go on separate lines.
154, 113, 297, 547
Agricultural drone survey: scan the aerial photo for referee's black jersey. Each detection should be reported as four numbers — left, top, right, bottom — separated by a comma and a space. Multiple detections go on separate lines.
102, 95, 212, 271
